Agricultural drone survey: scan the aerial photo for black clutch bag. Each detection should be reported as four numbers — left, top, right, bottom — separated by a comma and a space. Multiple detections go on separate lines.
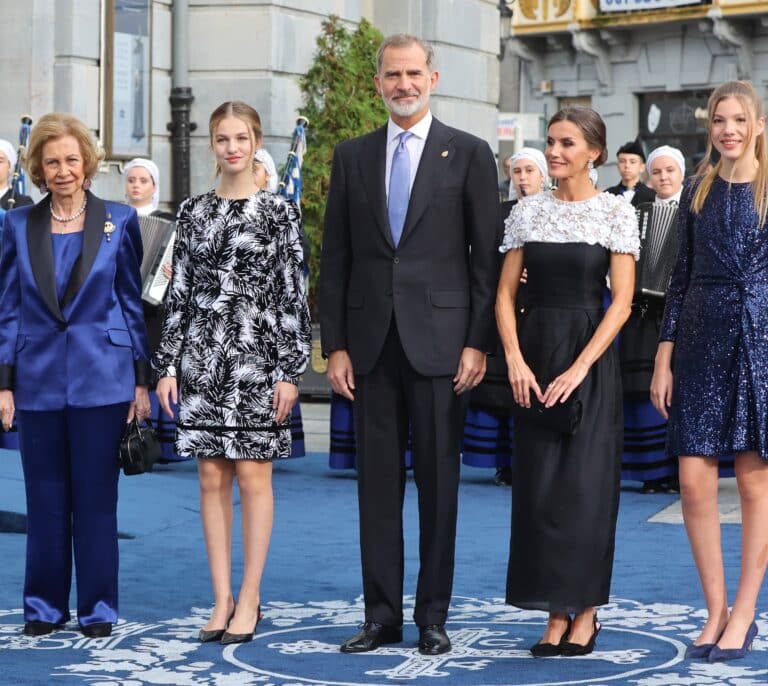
119, 418, 162, 476
509, 395, 583, 435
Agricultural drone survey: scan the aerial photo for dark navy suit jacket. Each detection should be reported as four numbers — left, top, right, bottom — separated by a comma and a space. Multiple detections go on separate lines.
318, 118, 499, 377
0, 192, 150, 410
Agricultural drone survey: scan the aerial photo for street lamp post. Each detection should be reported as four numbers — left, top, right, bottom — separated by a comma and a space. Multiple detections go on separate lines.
168, 0, 197, 210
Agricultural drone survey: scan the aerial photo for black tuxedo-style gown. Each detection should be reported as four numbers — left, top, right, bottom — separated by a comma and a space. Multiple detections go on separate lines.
501, 192, 639, 613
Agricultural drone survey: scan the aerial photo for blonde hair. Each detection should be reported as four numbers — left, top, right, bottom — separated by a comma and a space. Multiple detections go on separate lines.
208, 101, 263, 176
692, 81, 768, 225
25, 113, 104, 188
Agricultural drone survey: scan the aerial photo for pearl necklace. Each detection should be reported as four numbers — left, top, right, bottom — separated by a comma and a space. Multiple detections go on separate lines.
50, 197, 87, 223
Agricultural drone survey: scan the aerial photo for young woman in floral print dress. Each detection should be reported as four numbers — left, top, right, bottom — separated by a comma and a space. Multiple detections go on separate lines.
154, 101, 311, 644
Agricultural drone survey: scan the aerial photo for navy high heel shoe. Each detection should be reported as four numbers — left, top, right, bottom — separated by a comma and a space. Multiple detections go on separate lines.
685, 641, 716, 659
708, 621, 758, 662
685, 624, 726, 660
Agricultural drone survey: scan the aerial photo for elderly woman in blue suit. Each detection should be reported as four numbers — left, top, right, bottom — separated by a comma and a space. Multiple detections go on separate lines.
0, 113, 151, 638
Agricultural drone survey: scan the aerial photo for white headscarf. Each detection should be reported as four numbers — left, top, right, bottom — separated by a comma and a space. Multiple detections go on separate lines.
254, 148, 279, 194
646, 145, 685, 178
0, 139, 17, 190
0, 139, 17, 170
123, 158, 160, 215
507, 147, 549, 201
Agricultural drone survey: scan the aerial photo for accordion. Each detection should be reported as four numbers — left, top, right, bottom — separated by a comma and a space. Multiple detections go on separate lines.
635, 201, 679, 299
138, 214, 176, 307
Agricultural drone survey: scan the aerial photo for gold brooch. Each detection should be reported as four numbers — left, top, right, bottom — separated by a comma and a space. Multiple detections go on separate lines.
104, 218, 115, 242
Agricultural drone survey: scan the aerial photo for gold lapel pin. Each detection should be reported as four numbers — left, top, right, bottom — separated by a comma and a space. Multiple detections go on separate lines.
104, 215, 115, 242
441, 150, 449, 157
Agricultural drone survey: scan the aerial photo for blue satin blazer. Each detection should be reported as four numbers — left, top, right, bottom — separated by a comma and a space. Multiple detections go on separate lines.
0, 192, 151, 410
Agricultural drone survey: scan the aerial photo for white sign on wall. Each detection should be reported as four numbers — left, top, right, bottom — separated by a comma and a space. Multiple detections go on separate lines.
498, 113, 544, 144
599, 0, 702, 11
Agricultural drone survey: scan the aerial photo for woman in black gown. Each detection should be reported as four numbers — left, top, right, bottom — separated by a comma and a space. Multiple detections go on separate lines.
496, 106, 638, 656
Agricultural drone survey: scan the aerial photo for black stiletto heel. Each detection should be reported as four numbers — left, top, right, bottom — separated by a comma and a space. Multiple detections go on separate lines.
221, 605, 263, 645
199, 606, 236, 643
560, 614, 601, 656
530, 616, 572, 657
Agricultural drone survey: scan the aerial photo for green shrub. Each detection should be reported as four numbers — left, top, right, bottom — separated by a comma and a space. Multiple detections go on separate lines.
298, 16, 387, 314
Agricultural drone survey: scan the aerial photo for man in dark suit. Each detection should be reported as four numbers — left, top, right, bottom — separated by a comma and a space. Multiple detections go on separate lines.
605, 138, 655, 207
319, 34, 498, 656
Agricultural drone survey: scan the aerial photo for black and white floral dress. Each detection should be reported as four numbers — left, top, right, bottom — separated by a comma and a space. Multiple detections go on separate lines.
152, 190, 311, 460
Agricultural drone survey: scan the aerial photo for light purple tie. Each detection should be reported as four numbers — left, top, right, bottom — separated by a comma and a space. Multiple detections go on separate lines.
388, 132, 413, 246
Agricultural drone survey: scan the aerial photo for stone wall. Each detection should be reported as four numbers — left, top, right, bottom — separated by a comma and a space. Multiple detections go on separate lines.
0, 0, 500, 204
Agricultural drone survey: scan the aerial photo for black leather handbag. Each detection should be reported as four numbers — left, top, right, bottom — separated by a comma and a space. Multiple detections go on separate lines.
509, 394, 583, 435
119, 418, 162, 476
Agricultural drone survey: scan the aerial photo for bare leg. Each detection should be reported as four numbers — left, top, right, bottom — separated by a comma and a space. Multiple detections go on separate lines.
540, 613, 570, 644
717, 451, 768, 649
198, 457, 236, 630
567, 607, 597, 645
227, 460, 273, 634
679, 455, 729, 645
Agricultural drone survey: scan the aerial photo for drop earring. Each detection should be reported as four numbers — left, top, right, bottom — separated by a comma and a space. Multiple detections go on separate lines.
588, 160, 598, 186
82, 178, 92, 191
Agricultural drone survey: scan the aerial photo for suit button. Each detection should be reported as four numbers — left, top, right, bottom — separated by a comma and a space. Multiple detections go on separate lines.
58, 322, 67, 331
393, 257, 400, 264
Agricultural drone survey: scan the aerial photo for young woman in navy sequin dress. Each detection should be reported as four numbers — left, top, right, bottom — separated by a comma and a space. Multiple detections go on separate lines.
652, 81, 768, 661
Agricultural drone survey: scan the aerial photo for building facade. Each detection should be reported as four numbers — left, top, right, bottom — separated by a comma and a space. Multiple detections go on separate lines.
504, 0, 766, 185
0, 0, 500, 207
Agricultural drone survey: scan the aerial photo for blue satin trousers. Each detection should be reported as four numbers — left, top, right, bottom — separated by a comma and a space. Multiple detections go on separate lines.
17, 402, 129, 627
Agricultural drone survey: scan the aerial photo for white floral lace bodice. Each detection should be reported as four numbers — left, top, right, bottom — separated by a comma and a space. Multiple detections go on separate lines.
500, 191, 640, 259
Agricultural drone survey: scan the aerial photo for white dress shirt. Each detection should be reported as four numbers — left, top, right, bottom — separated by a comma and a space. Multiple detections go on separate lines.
655, 189, 682, 204
385, 111, 433, 201
620, 188, 636, 204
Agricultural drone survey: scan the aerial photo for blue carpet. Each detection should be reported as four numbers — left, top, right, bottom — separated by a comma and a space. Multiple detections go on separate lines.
0, 446, 766, 686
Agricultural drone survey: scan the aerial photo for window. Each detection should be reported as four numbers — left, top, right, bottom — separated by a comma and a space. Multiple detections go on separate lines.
558, 96, 592, 108
105, 0, 151, 158
638, 90, 711, 174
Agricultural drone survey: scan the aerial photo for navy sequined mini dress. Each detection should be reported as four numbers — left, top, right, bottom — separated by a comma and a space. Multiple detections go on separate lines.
660, 177, 768, 461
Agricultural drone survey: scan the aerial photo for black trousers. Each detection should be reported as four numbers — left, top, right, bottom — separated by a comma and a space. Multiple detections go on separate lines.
353, 322, 466, 627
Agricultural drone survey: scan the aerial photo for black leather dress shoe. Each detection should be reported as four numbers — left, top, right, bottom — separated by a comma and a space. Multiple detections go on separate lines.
340, 622, 403, 653
418, 624, 451, 655
23, 621, 62, 637
80, 623, 112, 638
